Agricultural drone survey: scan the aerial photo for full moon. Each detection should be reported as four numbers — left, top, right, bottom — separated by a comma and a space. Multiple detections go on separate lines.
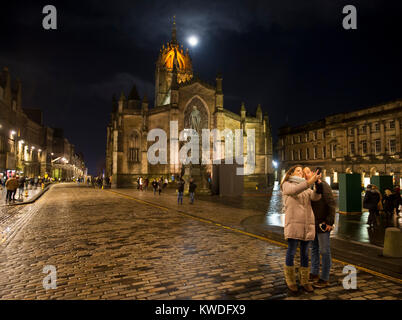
188, 36, 198, 47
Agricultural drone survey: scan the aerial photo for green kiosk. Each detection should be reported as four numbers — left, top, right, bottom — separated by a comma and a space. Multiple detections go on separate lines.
338, 173, 362, 215
370, 175, 393, 195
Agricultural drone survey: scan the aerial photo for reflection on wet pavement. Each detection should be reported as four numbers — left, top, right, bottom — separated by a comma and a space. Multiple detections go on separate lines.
265, 188, 402, 247
197, 183, 401, 247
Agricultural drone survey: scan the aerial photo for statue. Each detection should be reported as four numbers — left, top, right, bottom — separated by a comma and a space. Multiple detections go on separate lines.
189, 106, 201, 132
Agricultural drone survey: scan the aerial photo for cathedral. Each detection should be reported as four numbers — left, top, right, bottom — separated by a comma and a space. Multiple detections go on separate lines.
105, 18, 274, 192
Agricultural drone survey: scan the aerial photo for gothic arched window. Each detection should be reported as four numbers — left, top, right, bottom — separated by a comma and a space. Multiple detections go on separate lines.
128, 133, 140, 163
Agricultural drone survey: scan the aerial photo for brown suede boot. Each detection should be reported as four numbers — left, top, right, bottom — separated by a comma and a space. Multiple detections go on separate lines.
299, 267, 314, 292
284, 265, 298, 293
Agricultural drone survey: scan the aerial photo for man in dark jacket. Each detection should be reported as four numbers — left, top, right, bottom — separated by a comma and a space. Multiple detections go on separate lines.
303, 167, 335, 288
177, 177, 185, 205
363, 184, 380, 227
188, 179, 197, 204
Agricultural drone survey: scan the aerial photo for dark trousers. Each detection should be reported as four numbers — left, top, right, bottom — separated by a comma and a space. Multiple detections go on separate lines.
6, 190, 16, 202
368, 209, 378, 225
286, 239, 310, 267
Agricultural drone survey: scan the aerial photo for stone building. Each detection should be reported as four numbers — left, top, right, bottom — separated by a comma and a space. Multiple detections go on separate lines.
0, 67, 86, 181
276, 99, 402, 187
106, 19, 274, 190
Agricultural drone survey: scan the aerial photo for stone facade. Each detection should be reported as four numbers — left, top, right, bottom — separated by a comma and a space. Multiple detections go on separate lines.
105, 20, 273, 190
0, 67, 86, 181
276, 99, 402, 187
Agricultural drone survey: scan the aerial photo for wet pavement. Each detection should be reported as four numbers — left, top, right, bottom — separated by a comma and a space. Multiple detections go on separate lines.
197, 185, 402, 247
0, 185, 48, 207
0, 183, 401, 300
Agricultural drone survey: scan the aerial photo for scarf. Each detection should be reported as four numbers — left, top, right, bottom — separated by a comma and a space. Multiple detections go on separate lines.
287, 176, 306, 184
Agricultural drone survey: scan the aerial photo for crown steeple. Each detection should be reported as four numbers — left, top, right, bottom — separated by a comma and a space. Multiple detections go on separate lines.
171, 15, 177, 44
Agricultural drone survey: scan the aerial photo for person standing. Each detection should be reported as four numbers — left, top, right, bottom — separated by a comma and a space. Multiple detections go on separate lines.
303, 167, 335, 288
177, 177, 185, 205
18, 176, 26, 200
383, 188, 396, 227
5, 175, 19, 203
363, 184, 381, 227
281, 165, 321, 293
189, 179, 197, 204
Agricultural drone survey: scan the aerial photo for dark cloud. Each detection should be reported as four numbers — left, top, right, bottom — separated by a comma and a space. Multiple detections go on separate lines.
0, 0, 401, 173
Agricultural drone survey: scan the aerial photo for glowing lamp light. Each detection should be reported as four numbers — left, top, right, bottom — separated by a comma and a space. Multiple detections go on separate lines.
272, 160, 278, 168
38, 149, 42, 152
19, 140, 25, 144
31, 146, 35, 150
10, 130, 16, 136
188, 36, 198, 47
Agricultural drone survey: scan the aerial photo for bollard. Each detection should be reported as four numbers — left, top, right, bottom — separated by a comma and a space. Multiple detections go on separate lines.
25, 190, 28, 198
42, 183, 44, 190
383, 227, 402, 258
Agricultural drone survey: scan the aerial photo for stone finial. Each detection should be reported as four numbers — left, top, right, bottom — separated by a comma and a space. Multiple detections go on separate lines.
216, 72, 223, 94
240, 102, 246, 112
119, 91, 126, 101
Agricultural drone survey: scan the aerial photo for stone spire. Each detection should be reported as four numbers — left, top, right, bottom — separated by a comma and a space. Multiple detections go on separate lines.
128, 85, 140, 101
256, 104, 262, 121
171, 15, 177, 44
118, 91, 126, 112
215, 72, 224, 110
16, 77, 22, 109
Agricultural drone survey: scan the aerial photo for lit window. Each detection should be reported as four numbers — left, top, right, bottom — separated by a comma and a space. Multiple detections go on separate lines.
361, 140, 367, 154
350, 142, 355, 155
389, 139, 396, 154
375, 139, 381, 154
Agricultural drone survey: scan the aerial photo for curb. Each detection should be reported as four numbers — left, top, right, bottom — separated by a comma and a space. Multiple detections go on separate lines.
1, 184, 53, 207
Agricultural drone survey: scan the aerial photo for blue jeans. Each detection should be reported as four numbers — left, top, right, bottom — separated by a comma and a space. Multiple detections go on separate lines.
311, 232, 332, 281
189, 192, 194, 203
178, 191, 183, 204
286, 239, 310, 267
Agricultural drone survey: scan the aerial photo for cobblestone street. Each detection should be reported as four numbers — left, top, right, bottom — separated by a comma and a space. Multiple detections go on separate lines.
0, 184, 401, 300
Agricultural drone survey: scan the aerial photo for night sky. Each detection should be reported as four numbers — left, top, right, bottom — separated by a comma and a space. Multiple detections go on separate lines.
1, 0, 401, 174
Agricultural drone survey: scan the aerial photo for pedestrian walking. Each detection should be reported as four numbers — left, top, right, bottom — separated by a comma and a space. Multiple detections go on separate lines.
177, 177, 185, 205
363, 184, 381, 227
152, 179, 158, 195
303, 167, 335, 289
164, 178, 168, 189
158, 178, 163, 196
139, 176, 143, 191
280, 165, 321, 293
189, 179, 197, 204
144, 178, 149, 191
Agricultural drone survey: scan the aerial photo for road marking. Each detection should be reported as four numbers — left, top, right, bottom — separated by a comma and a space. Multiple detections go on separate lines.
108, 189, 402, 285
